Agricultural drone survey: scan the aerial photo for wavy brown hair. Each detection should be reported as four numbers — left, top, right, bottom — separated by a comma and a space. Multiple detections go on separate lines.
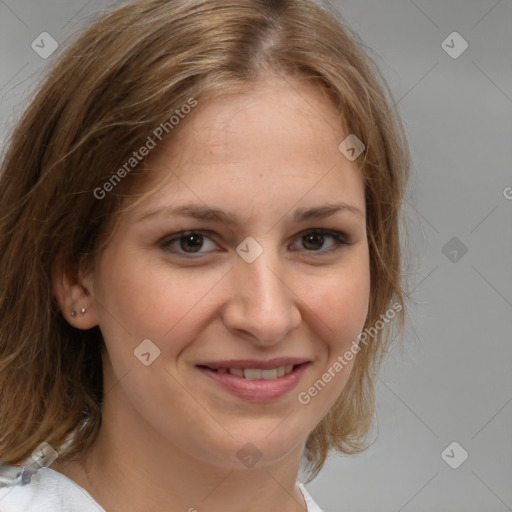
0, 0, 410, 481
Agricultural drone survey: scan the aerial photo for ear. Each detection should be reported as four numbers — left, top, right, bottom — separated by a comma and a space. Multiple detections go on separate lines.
52, 255, 99, 330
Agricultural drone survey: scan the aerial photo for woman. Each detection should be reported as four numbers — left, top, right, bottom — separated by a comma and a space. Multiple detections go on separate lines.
0, 0, 410, 510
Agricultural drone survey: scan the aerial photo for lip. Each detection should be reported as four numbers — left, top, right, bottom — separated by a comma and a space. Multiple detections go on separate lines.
196, 360, 310, 402
195, 357, 310, 370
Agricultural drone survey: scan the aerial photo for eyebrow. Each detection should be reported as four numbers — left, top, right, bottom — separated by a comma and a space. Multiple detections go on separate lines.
136, 202, 364, 227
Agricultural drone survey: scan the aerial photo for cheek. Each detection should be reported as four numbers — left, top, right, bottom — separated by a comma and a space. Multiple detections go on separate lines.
93, 248, 223, 361
296, 268, 369, 417
307, 261, 371, 351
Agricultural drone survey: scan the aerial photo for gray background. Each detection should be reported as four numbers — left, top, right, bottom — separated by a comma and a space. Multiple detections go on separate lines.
1, 1, 511, 511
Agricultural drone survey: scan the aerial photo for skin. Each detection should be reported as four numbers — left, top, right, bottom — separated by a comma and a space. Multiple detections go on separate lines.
52, 74, 371, 512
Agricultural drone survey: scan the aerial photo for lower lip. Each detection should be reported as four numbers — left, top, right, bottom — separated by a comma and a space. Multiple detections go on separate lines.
197, 363, 310, 402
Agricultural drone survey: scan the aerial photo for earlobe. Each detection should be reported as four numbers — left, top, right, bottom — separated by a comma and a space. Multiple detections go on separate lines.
71, 307, 88, 317
51, 256, 99, 330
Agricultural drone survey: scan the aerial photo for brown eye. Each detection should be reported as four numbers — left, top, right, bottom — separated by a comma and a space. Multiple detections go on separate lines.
302, 232, 325, 251
161, 230, 217, 256
179, 232, 204, 253
160, 228, 350, 259
291, 229, 350, 254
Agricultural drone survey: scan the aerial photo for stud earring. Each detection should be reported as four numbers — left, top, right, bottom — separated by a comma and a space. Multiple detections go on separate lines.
80, 308, 87, 315
71, 310, 76, 317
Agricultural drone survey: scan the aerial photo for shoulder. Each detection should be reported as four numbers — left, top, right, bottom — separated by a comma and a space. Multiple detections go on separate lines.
297, 481, 324, 512
0, 463, 104, 512
1, 465, 322, 512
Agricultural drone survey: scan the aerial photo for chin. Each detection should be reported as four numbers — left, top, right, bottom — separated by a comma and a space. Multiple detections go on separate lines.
183, 427, 305, 471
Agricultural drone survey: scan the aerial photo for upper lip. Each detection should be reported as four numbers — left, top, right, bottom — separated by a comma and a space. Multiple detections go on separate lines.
196, 357, 310, 370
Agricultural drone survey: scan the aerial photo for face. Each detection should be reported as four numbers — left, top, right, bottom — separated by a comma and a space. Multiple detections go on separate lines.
80, 75, 370, 469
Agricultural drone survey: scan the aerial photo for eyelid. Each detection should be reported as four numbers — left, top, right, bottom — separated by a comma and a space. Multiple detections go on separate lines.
293, 227, 351, 244
159, 229, 219, 255
289, 228, 351, 254
159, 228, 351, 257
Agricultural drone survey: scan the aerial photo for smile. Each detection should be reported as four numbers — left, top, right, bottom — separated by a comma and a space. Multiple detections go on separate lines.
204, 364, 296, 380
196, 361, 310, 402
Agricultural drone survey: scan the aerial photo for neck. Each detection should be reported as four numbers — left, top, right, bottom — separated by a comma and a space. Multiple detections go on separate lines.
52, 372, 309, 512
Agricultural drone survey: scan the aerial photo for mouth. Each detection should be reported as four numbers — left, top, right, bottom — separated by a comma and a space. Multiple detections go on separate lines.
195, 359, 310, 401
196, 364, 299, 380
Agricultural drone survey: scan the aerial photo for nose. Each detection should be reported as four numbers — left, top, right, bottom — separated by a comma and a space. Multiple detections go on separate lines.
220, 246, 302, 346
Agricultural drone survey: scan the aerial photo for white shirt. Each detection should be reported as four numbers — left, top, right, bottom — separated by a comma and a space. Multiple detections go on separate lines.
0, 463, 323, 511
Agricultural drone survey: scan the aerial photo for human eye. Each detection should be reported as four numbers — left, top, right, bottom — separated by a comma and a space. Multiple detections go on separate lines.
290, 229, 351, 255
158, 228, 351, 260
159, 230, 220, 258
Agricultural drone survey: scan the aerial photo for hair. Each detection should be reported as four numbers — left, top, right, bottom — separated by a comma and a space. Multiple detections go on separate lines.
0, 0, 410, 481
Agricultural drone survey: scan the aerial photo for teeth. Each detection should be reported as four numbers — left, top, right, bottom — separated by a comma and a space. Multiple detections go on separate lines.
261, 369, 278, 379
229, 368, 244, 378
218, 364, 296, 379
244, 369, 263, 380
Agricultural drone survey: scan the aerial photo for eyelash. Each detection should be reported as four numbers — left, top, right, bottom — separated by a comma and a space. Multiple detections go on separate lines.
159, 229, 351, 259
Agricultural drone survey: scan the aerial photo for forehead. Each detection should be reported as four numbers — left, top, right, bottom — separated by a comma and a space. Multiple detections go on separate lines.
124, 75, 365, 223
172, 76, 347, 164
